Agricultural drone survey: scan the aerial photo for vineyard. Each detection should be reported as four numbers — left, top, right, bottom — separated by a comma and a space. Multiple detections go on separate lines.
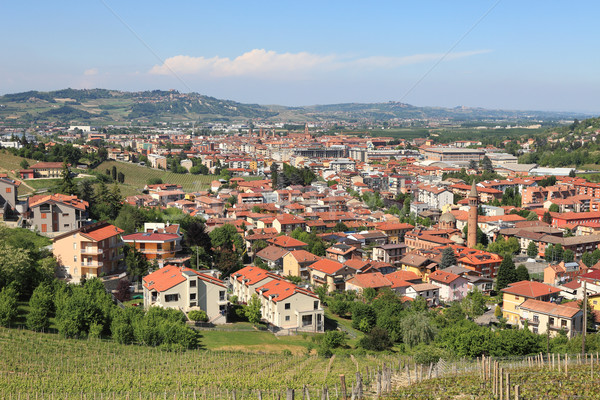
95, 161, 219, 195
0, 328, 399, 399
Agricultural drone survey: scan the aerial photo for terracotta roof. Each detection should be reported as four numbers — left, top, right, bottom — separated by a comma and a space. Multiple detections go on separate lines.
288, 250, 321, 264
346, 272, 392, 289
428, 270, 462, 284
309, 258, 345, 275
82, 224, 123, 242
501, 280, 561, 298
231, 266, 277, 286
29, 193, 88, 211
256, 245, 289, 261
519, 299, 582, 318
410, 283, 440, 292
256, 277, 318, 302
268, 235, 308, 248
31, 162, 64, 169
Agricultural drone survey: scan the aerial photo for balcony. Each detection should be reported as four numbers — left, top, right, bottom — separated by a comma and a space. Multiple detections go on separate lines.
139, 245, 182, 255
81, 248, 103, 255
81, 261, 103, 268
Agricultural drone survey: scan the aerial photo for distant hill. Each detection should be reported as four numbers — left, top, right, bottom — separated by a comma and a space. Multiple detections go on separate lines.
0, 88, 590, 125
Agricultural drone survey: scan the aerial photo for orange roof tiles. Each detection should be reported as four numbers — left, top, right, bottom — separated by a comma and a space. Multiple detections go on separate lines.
501, 280, 561, 298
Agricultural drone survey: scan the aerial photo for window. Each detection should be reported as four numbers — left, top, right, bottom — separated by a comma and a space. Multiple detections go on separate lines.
284, 303, 291, 310
5, 187, 11, 193
41, 213, 47, 219
190, 293, 196, 301
301, 315, 313, 326
533, 327, 538, 334
165, 294, 179, 302
285, 316, 290, 321
190, 280, 197, 287
73, 243, 77, 250
314, 301, 319, 310
139, 243, 145, 250
561, 319, 567, 328
549, 317, 555, 326
219, 291, 226, 301
515, 296, 520, 300
533, 315, 539, 323
73, 255, 77, 262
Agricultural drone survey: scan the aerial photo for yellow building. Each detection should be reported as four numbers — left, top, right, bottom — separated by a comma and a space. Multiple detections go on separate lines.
282, 250, 322, 279
500, 281, 561, 325
52, 222, 124, 281
399, 252, 437, 279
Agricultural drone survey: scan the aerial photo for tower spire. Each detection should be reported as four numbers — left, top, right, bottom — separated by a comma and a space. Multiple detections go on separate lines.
467, 180, 478, 248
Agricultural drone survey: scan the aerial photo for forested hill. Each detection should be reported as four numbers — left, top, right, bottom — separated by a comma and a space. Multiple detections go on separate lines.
0, 88, 590, 125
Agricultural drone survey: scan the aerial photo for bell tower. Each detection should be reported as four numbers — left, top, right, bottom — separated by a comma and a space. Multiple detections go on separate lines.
467, 180, 478, 248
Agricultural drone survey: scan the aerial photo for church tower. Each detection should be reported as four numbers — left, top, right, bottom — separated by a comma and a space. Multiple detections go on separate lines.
467, 180, 478, 248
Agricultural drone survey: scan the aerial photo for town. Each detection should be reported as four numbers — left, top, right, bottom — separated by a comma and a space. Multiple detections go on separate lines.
1, 117, 600, 345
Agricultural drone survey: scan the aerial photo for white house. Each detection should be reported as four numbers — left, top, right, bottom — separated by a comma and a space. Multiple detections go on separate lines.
142, 265, 228, 324
427, 270, 469, 302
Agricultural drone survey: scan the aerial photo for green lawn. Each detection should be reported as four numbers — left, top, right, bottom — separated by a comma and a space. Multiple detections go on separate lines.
199, 329, 317, 354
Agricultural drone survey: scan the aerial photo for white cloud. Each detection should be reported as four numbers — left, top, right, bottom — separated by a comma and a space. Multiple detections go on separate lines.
149, 49, 490, 78
84, 68, 99, 76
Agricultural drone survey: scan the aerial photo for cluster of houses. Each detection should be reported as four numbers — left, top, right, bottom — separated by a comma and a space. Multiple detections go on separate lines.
4, 126, 600, 335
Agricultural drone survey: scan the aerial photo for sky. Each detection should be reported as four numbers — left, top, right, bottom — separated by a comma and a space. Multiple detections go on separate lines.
1, 1, 600, 113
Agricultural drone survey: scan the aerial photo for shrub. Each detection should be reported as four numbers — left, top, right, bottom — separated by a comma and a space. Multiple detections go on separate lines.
188, 310, 208, 322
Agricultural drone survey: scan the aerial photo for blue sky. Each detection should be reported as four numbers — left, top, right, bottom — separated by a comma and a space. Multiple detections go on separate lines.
2, 1, 599, 112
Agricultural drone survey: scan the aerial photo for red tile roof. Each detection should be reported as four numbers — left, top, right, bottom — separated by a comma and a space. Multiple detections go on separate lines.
82, 224, 123, 242
346, 272, 392, 289
309, 258, 344, 275
501, 280, 561, 298
231, 266, 277, 286
268, 235, 308, 248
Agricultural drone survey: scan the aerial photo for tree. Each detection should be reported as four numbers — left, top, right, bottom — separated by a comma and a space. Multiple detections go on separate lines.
20, 159, 29, 169
115, 279, 131, 302
78, 179, 94, 204
125, 246, 150, 283
440, 247, 457, 269
351, 303, 376, 332
569, 169, 577, 178
270, 163, 279, 189
527, 241, 538, 258
481, 156, 494, 173
333, 222, 349, 232
147, 177, 163, 185
188, 309, 208, 322
27, 282, 54, 331
0, 286, 18, 327
400, 312, 436, 347
359, 326, 392, 351
495, 256, 517, 291
245, 294, 262, 325
362, 287, 377, 303
563, 249, 575, 263
210, 224, 244, 253
526, 211, 539, 221
117, 172, 125, 184
515, 264, 530, 281
542, 211, 553, 225
461, 289, 487, 319
251, 240, 269, 254
548, 203, 560, 213
58, 161, 77, 195
111, 166, 117, 181
468, 160, 478, 171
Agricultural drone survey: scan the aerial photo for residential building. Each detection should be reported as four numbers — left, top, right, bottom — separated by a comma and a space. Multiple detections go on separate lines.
282, 250, 322, 279
256, 277, 324, 332
308, 258, 356, 292
517, 299, 583, 338
417, 184, 454, 211
0, 174, 20, 218
404, 283, 440, 306
29, 162, 64, 178
372, 243, 407, 267
121, 231, 182, 263
345, 272, 392, 293
230, 266, 278, 304
143, 264, 228, 324
501, 281, 561, 325
427, 270, 469, 302
27, 193, 89, 235
52, 221, 124, 281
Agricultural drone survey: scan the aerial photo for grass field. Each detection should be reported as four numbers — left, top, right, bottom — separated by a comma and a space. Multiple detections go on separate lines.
96, 161, 219, 194
0, 150, 35, 175
0, 327, 400, 398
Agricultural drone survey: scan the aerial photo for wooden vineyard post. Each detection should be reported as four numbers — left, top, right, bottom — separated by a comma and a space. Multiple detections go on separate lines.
565, 354, 568, 376
499, 367, 503, 400
286, 389, 294, 400
406, 363, 411, 385
558, 353, 561, 373
340, 375, 347, 400
514, 385, 520, 400
505, 372, 510, 400
321, 386, 327, 400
